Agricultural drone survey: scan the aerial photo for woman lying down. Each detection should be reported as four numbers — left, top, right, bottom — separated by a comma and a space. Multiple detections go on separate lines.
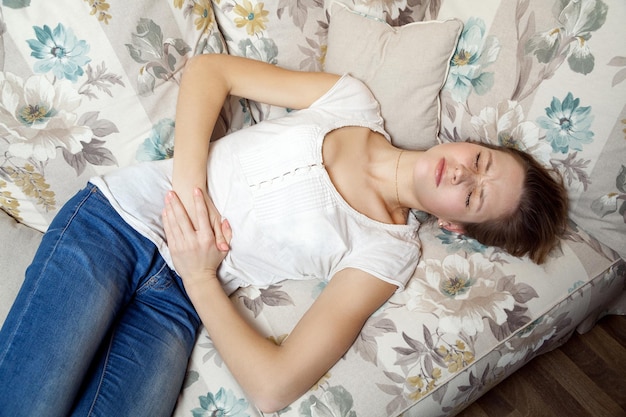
0, 55, 568, 416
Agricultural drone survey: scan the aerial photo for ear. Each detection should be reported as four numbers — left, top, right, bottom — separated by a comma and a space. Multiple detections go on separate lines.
438, 220, 466, 234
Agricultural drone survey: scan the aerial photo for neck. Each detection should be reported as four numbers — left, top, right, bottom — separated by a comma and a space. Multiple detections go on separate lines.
365, 140, 419, 218
382, 147, 426, 214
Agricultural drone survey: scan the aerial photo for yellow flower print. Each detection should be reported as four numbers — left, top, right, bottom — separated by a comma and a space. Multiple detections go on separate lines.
0, 181, 23, 222
234, 0, 269, 36
407, 371, 440, 402
193, 0, 214, 32
174, 0, 184, 8
5, 165, 56, 212
266, 334, 288, 345
98, 11, 112, 24
319, 43, 327, 69
84, 0, 112, 24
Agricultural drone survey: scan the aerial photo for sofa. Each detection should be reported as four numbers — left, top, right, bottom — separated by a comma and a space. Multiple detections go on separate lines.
1, 0, 625, 415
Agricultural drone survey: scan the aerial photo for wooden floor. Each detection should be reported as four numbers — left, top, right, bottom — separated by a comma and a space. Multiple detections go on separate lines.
457, 315, 626, 417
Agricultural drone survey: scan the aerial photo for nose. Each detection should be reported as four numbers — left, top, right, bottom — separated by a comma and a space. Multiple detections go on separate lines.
452, 165, 474, 185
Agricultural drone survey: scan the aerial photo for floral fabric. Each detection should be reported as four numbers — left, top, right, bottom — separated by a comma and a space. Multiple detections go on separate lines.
0, 0, 229, 231
0, 1, 625, 417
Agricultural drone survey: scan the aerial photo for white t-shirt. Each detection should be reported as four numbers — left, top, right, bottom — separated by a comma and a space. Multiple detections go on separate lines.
91, 75, 421, 295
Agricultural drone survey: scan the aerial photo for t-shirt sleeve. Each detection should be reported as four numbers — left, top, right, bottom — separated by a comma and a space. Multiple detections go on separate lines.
331, 213, 422, 292
309, 74, 386, 134
343, 240, 420, 292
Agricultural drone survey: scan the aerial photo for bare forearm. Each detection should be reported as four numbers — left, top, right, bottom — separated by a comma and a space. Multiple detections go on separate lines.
171, 54, 340, 219
184, 273, 384, 413
172, 55, 229, 214
163, 186, 331, 412
185, 278, 300, 412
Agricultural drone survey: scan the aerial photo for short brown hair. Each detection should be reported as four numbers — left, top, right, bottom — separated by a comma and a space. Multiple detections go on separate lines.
461, 143, 568, 264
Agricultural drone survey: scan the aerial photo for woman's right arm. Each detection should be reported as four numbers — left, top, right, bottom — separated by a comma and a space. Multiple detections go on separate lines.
172, 54, 340, 228
163, 189, 396, 413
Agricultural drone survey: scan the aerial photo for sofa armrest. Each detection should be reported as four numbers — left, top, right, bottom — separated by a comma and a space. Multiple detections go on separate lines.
0, 210, 42, 325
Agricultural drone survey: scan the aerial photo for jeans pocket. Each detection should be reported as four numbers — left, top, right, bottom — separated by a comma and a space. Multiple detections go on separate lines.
136, 262, 175, 294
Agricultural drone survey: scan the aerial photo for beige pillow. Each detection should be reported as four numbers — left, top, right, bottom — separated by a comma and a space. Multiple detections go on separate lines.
324, 2, 463, 150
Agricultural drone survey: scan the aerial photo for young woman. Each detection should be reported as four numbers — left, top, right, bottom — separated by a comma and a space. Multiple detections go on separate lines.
0, 55, 568, 416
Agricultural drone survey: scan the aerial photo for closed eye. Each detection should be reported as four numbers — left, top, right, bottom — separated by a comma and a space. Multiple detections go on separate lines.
466, 152, 481, 207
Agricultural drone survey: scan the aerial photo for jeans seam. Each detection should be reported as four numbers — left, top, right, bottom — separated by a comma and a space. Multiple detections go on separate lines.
85, 331, 115, 417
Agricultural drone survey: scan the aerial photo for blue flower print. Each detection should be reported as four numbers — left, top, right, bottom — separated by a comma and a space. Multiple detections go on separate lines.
27, 23, 91, 82
444, 17, 500, 102
536, 92, 594, 154
136, 118, 175, 161
299, 386, 357, 417
437, 228, 487, 255
192, 388, 249, 417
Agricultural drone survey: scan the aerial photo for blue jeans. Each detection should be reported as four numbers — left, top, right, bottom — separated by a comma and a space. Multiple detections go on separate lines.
0, 185, 201, 417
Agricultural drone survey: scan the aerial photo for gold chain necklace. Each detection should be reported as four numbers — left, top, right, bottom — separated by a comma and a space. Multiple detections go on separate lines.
394, 150, 404, 209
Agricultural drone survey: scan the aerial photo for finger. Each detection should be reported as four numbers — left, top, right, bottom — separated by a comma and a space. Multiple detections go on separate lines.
193, 188, 212, 233
162, 208, 174, 245
163, 195, 186, 249
163, 203, 183, 251
211, 214, 228, 251
220, 218, 232, 250
199, 190, 228, 251
167, 191, 196, 236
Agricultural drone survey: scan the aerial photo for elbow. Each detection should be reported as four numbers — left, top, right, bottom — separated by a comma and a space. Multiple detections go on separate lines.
256, 397, 298, 414
247, 375, 305, 414
251, 386, 293, 414
183, 53, 220, 77
256, 400, 288, 415
181, 54, 229, 88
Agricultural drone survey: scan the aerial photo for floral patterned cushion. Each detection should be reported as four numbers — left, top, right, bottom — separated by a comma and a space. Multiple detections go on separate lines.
0, 1, 229, 232
325, 3, 462, 150
430, 0, 626, 258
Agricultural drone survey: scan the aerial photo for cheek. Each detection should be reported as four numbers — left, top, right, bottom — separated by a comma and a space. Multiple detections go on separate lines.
426, 188, 466, 217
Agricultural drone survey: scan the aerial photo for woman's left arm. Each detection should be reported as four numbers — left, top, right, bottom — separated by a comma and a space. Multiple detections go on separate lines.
163, 190, 396, 413
195, 267, 394, 414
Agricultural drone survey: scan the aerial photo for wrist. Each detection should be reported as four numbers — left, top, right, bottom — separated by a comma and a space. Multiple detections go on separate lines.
181, 272, 221, 299
172, 176, 206, 193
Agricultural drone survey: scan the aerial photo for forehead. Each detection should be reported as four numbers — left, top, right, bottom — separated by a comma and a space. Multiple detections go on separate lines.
483, 149, 524, 219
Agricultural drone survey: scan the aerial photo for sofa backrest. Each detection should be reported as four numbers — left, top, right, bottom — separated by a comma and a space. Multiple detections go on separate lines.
0, 1, 230, 232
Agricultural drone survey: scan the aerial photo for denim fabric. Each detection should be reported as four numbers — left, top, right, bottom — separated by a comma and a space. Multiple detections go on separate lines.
0, 185, 201, 417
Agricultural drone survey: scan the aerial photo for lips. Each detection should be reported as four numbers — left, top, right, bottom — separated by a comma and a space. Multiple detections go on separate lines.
435, 158, 445, 187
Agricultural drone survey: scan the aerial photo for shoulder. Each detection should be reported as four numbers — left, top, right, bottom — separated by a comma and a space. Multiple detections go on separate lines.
321, 268, 397, 319
310, 75, 380, 112
338, 217, 421, 290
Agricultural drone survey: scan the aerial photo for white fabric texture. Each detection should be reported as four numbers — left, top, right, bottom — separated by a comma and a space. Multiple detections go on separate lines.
91, 75, 421, 294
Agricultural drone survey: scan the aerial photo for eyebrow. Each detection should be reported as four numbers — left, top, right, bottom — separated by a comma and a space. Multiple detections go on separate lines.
476, 151, 492, 212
